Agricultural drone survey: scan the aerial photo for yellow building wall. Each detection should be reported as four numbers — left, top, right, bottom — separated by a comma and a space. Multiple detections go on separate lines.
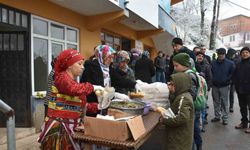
103, 23, 157, 58
2, 0, 157, 59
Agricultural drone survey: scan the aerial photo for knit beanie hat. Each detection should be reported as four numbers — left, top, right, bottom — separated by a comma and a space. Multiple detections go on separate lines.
172, 37, 183, 46
54, 49, 84, 73
216, 48, 226, 54
173, 53, 191, 68
240, 47, 250, 54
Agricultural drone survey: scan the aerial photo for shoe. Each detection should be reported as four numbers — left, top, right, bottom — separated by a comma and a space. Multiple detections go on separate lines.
245, 128, 250, 133
211, 118, 220, 122
203, 120, 208, 125
197, 144, 202, 150
229, 108, 234, 113
222, 120, 228, 125
235, 123, 248, 129
201, 127, 205, 132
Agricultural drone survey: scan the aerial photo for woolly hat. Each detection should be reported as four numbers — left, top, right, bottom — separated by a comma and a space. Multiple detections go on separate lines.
172, 37, 183, 46
240, 47, 250, 54
226, 48, 236, 59
173, 53, 191, 68
216, 48, 226, 54
54, 49, 84, 73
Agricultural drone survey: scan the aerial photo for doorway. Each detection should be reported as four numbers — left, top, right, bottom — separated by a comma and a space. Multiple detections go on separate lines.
0, 4, 31, 127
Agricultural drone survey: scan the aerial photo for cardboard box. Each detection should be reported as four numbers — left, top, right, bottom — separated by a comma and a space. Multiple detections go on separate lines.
84, 115, 146, 141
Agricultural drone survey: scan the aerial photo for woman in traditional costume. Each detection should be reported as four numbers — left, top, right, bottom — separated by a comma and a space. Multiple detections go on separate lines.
38, 49, 96, 150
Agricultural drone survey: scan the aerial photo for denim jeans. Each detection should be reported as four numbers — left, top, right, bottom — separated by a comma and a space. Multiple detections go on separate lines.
193, 110, 202, 149
156, 70, 166, 83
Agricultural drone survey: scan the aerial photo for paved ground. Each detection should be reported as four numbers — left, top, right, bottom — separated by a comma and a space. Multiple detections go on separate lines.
140, 92, 250, 150
1, 92, 250, 150
0, 133, 40, 150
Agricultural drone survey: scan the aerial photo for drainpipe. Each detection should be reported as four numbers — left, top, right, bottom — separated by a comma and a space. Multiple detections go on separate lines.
0, 99, 16, 150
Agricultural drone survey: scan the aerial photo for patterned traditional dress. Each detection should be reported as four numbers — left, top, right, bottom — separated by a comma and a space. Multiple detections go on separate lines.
38, 72, 93, 150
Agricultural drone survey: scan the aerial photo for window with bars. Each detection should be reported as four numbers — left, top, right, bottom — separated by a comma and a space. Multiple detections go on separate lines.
101, 31, 121, 51
0, 33, 24, 51
0, 6, 28, 28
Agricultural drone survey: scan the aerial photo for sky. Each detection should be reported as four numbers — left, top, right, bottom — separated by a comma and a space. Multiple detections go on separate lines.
219, 0, 250, 20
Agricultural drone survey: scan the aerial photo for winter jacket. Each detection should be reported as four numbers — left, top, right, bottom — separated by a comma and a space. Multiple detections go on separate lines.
163, 73, 194, 150
168, 46, 196, 81
110, 67, 136, 94
135, 56, 155, 83
80, 59, 136, 115
80, 59, 109, 116
211, 58, 235, 87
233, 57, 250, 94
204, 55, 211, 64
154, 56, 166, 71
195, 60, 212, 89
81, 59, 105, 102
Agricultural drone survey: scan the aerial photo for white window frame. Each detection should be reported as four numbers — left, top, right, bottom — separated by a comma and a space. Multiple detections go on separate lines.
246, 33, 250, 41
230, 35, 235, 42
31, 15, 79, 96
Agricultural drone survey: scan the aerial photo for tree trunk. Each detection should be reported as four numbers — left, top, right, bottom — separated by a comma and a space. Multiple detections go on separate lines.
200, 0, 205, 36
214, 0, 221, 38
209, 0, 217, 50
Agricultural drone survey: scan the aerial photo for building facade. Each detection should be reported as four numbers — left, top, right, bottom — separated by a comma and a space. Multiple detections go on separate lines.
0, 0, 182, 128
219, 15, 250, 49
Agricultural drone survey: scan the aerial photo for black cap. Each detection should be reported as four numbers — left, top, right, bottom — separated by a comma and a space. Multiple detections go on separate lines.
172, 37, 183, 45
216, 48, 226, 54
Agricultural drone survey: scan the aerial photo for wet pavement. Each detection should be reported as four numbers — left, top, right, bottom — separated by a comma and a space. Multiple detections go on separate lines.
140, 92, 250, 150
1, 92, 249, 150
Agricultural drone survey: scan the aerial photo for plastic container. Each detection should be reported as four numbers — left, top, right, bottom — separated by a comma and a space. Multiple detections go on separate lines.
143, 102, 151, 115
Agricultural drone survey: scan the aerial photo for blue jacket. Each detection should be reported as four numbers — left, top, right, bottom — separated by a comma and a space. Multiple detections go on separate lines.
211, 58, 235, 87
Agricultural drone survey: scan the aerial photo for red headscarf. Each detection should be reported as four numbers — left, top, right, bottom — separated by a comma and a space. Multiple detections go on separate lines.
54, 49, 84, 74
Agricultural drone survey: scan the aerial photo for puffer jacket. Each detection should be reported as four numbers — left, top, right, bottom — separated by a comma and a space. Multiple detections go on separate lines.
163, 73, 194, 150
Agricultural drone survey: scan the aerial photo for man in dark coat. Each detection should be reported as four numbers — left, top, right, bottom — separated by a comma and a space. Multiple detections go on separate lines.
226, 48, 241, 112
154, 51, 166, 83
233, 47, 250, 133
200, 45, 212, 64
135, 51, 155, 83
211, 48, 235, 125
167, 37, 196, 81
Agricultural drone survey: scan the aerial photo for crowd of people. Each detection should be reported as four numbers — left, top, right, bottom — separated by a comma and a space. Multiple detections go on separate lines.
38, 36, 250, 150
162, 37, 250, 150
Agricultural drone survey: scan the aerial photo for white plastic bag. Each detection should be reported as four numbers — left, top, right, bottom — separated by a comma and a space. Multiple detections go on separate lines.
136, 81, 170, 108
